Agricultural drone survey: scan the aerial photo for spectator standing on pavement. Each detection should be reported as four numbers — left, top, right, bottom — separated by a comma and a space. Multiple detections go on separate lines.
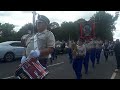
21, 30, 32, 47
72, 39, 86, 79
21, 30, 33, 62
114, 39, 120, 71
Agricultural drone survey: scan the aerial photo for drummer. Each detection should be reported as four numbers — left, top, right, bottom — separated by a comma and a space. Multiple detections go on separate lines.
21, 14, 55, 68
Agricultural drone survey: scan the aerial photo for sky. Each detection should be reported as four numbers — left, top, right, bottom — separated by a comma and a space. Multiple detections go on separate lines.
0, 11, 119, 40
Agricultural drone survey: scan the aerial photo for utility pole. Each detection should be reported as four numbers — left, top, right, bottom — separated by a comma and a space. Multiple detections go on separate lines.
32, 11, 37, 35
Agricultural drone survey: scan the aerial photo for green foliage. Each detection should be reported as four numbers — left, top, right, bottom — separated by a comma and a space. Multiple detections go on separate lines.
0, 11, 119, 43
17, 23, 33, 40
90, 11, 119, 41
0, 23, 16, 42
50, 11, 119, 41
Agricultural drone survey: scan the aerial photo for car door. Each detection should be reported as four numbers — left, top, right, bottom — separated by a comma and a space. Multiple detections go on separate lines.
10, 42, 25, 57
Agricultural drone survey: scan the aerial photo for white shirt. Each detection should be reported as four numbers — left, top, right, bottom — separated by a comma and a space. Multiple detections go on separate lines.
77, 44, 86, 56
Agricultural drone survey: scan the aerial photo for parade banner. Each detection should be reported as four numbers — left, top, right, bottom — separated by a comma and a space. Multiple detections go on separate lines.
80, 21, 95, 40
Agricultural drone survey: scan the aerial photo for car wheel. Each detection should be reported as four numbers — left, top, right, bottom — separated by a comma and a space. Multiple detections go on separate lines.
4, 52, 15, 62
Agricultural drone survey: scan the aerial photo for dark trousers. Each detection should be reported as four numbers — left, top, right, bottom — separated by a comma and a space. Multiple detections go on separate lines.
96, 49, 101, 63
115, 55, 120, 69
50, 52, 57, 63
111, 50, 113, 56
38, 58, 48, 68
110, 50, 114, 56
38, 58, 48, 79
68, 48, 73, 64
72, 56, 84, 79
104, 51, 109, 61
52, 49, 57, 60
90, 48, 96, 68
83, 51, 90, 74
61, 48, 65, 54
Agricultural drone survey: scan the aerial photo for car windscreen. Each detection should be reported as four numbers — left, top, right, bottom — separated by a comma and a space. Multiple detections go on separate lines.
10, 42, 22, 47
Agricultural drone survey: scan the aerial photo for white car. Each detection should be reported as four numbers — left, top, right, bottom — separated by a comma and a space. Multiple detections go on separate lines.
0, 41, 25, 62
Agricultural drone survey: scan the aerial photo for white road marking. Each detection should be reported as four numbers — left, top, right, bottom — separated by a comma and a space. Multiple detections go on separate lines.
2, 62, 64, 79
2, 75, 15, 79
111, 71, 117, 79
47, 62, 64, 67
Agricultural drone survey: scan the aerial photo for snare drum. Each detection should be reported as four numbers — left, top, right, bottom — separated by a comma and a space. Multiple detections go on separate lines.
15, 57, 49, 79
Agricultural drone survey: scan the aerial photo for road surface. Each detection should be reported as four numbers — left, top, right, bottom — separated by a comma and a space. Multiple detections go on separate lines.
0, 52, 119, 79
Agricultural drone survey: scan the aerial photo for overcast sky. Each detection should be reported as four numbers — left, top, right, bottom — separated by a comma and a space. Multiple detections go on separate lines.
0, 11, 119, 40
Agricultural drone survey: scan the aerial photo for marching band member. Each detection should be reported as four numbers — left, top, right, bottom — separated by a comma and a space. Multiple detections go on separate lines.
109, 41, 114, 56
21, 30, 33, 63
72, 39, 86, 79
114, 39, 120, 71
83, 39, 91, 74
90, 38, 96, 68
21, 30, 32, 47
103, 40, 109, 62
21, 15, 55, 68
95, 38, 103, 64
68, 40, 73, 64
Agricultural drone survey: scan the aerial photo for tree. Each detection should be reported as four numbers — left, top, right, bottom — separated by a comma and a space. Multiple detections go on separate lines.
0, 23, 16, 42
49, 22, 59, 29
17, 23, 33, 40
18, 23, 33, 34
15, 11, 119, 42
74, 18, 86, 24
51, 21, 80, 41
90, 11, 119, 41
